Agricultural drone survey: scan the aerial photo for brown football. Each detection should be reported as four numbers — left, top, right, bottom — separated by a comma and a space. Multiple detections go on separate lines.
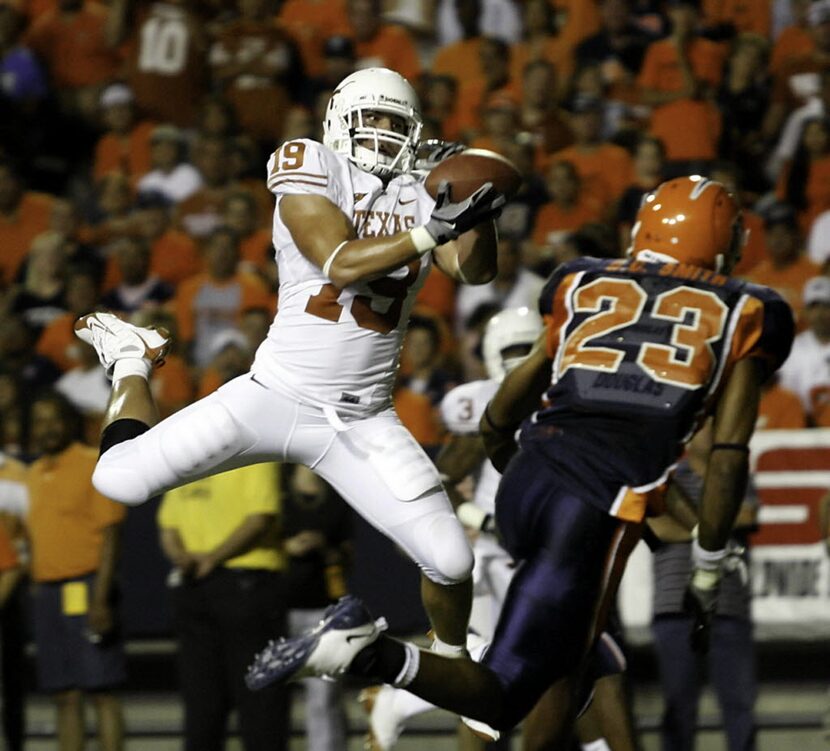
424, 148, 522, 202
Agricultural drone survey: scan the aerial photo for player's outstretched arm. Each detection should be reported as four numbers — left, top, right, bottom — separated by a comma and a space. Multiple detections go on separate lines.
280, 182, 502, 288
480, 330, 552, 471
433, 220, 498, 286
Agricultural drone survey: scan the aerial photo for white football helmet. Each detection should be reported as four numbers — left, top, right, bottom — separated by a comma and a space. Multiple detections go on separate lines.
483, 307, 543, 384
323, 68, 423, 179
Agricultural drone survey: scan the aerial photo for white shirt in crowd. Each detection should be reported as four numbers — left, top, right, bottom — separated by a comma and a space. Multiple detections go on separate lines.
778, 328, 830, 412
137, 163, 204, 204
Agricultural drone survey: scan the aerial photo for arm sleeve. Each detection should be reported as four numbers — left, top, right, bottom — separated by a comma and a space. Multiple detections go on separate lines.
743, 287, 796, 380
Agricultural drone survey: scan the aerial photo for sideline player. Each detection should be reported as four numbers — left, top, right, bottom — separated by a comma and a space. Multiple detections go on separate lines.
246, 176, 795, 747
75, 68, 505, 657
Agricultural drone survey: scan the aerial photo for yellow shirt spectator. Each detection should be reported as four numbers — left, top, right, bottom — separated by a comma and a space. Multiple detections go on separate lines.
158, 463, 284, 572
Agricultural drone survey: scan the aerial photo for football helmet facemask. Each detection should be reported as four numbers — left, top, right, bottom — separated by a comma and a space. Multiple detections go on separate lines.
323, 68, 423, 180
483, 306, 543, 384
628, 176, 746, 274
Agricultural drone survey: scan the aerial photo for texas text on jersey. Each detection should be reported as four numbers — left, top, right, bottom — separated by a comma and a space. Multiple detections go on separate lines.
527, 255, 794, 522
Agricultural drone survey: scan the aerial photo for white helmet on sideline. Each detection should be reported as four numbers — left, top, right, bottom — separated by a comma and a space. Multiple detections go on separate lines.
483, 307, 543, 384
323, 68, 422, 179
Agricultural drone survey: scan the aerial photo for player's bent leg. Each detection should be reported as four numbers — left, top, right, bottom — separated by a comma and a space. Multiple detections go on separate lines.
313, 413, 473, 646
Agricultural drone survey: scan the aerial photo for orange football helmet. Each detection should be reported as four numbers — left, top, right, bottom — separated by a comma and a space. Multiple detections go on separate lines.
628, 176, 745, 273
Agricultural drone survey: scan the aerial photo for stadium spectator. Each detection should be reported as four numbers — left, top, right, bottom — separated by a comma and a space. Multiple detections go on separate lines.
158, 457, 288, 751
277, 0, 349, 78
35, 267, 99, 373
770, 0, 814, 77
81, 172, 135, 249
509, 0, 572, 98
0, 316, 60, 394
421, 74, 462, 141
549, 94, 634, 207
455, 36, 516, 138
173, 226, 272, 366
0, 160, 54, 287
100, 235, 174, 314
756, 375, 807, 430
529, 160, 604, 270
55, 336, 110, 442
518, 60, 575, 166
222, 190, 273, 281
137, 125, 203, 206
130, 191, 203, 287
638, 0, 727, 165
25, 391, 127, 751
92, 84, 155, 184
23, 0, 122, 123
432, 0, 485, 86
0, 5, 46, 104
283, 464, 352, 751
616, 135, 666, 250
779, 275, 830, 425
111, 0, 209, 127
196, 328, 253, 399
345, 0, 420, 83
748, 202, 820, 325
0, 370, 29, 461
209, 0, 305, 144
701, 0, 771, 37
305, 34, 356, 109
434, 0, 521, 46
176, 136, 233, 239
469, 90, 521, 156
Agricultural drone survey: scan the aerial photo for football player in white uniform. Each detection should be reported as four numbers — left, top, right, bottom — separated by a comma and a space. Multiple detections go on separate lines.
75, 68, 506, 657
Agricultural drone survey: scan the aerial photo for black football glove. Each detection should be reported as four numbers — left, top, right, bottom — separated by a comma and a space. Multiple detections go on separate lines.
423, 180, 506, 245
413, 139, 466, 175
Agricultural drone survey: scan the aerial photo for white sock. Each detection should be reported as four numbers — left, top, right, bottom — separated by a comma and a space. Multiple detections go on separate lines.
112, 358, 151, 382
393, 642, 421, 688
431, 636, 468, 658
582, 739, 611, 751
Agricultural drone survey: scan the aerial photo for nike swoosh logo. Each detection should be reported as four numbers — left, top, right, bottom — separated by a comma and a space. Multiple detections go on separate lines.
398, 198, 416, 206
250, 374, 269, 389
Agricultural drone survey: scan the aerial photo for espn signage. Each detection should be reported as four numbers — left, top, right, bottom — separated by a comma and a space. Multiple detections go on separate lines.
619, 429, 830, 639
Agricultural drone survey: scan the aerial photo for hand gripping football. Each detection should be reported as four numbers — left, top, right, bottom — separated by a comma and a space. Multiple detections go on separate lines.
424, 148, 522, 202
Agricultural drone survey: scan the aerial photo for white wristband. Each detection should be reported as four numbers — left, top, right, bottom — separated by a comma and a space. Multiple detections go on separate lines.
410, 226, 437, 254
457, 501, 488, 530
322, 240, 348, 279
691, 535, 727, 571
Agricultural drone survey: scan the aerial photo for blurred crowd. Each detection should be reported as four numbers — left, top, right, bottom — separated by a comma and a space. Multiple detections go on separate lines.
1, 0, 830, 748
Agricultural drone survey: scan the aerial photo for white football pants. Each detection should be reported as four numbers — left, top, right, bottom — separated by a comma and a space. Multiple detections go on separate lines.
95, 373, 473, 585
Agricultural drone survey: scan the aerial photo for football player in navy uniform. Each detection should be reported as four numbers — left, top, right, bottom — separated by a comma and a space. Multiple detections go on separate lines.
247, 176, 795, 748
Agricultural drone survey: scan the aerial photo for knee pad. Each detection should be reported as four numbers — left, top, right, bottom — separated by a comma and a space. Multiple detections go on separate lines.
419, 513, 474, 585
93, 401, 256, 505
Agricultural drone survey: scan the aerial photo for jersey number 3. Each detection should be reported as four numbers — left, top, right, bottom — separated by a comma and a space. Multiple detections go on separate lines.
559, 278, 729, 389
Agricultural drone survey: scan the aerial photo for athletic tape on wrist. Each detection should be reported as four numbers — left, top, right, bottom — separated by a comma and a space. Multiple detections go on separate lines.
322, 241, 348, 279
692, 537, 727, 571
457, 501, 488, 530
410, 226, 437, 254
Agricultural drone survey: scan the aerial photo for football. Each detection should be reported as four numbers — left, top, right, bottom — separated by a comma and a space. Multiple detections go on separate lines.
424, 148, 522, 202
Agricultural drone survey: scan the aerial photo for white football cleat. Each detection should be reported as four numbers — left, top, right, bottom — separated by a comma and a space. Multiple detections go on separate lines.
74, 312, 170, 380
359, 684, 404, 751
246, 596, 387, 690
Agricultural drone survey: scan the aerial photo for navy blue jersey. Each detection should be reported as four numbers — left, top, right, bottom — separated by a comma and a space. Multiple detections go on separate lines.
521, 256, 794, 521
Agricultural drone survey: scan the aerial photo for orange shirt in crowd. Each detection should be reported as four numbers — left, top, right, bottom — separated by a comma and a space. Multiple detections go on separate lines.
701, 0, 770, 37
353, 24, 421, 84
93, 121, 156, 184
757, 382, 807, 430
150, 353, 194, 418
455, 82, 521, 137
770, 25, 814, 76
176, 189, 228, 240
240, 229, 274, 273
278, 0, 349, 77
24, 1, 122, 88
772, 53, 830, 110
431, 38, 483, 88
532, 195, 605, 246
551, 0, 601, 50
510, 37, 573, 96
394, 388, 443, 448
548, 143, 633, 207
0, 191, 54, 286
26, 442, 126, 583
747, 256, 820, 326
638, 37, 726, 161
732, 210, 766, 277
196, 368, 224, 399
36, 312, 77, 372
0, 524, 17, 572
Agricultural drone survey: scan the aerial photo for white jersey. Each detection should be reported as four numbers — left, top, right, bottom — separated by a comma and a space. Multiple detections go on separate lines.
252, 139, 435, 417
440, 379, 501, 517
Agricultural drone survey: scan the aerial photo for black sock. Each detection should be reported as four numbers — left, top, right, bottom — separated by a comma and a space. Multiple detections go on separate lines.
348, 635, 407, 684
100, 418, 150, 456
